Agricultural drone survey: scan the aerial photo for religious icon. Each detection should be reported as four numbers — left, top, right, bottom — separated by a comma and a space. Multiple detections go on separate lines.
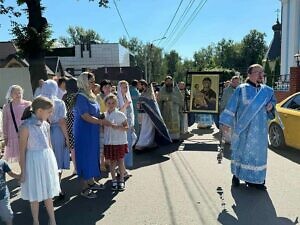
190, 74, 219, 113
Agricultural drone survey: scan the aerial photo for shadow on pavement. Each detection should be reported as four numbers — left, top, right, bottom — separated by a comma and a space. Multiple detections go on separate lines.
131, 140, 182, 170
217, 186, 298, 225
54, 179, 118, 225
269, 145, 300, 164
182, 143, 219, 151
8, 174, 119, 225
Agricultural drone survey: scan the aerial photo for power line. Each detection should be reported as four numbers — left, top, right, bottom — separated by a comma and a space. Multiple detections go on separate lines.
165, 0, 207, 50
157, 0, 184, 45
159, 0, 196, 47
165, 0, 208, 51
113, 0, 130, 39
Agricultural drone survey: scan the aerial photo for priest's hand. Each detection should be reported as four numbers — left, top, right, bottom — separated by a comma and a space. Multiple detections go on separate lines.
221, 125, 230, 134
266, 102, 273, 112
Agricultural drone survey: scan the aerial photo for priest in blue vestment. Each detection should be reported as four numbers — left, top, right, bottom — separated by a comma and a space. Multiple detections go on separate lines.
220, 64, 276, 190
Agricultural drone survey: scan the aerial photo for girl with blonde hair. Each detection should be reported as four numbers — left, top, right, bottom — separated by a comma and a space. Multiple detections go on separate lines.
2, 85, 31, 162
103, 94, 128, 191
20, 96, 60, 225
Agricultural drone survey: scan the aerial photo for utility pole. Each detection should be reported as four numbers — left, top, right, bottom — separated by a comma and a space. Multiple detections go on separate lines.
144, 48, 148, 81
146, 36, 166, 83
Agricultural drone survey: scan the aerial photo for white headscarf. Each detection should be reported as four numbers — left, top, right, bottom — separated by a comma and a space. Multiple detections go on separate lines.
117, 81, 133, 108
117, 80, 134, 127
5, 85, 23, 103
41, 79, 58, 100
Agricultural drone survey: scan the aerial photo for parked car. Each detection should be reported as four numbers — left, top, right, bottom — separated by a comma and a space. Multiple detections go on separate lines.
269, 92, 300, 149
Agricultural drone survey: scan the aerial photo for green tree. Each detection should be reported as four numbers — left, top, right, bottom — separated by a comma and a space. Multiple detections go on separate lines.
273, 57, 281, 88
0, 0, 21, 19
59, 26, 106, 47
264, 59, 272, 86
119, 37, 165, 82
148, 44, 163, 82
193, 44, 216, 70
1, 0, 109, 91
240, 29, 268, 66
274, 57, 280, 76
119, 37, 145, 71
10, 1, 53, 92
164, 50, 181, 80
214, 39, 242, 70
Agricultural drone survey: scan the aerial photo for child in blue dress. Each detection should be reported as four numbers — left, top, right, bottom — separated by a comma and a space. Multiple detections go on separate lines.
41, 80, 70, 199
19, 96, 60, 225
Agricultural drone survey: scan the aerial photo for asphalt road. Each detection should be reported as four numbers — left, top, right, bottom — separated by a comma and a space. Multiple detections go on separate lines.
2, 125, 300, 225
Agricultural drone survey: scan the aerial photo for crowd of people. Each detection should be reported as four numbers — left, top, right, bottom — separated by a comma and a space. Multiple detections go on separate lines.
0, 63, 276, 225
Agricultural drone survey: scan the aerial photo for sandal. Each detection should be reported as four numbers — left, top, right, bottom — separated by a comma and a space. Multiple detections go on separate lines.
118, 181, 125, 191
80, 188, 97, 199
111, 180, 118, 191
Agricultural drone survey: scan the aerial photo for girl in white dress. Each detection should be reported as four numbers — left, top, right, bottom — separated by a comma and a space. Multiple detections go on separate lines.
103, 94, 128, 191
19, 96, 60, 225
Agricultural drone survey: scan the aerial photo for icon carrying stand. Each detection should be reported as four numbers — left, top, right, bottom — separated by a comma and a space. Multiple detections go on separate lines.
185, 71, 224, 163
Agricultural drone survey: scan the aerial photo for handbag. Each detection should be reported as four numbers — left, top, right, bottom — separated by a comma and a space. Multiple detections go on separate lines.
9, 102, 19, 133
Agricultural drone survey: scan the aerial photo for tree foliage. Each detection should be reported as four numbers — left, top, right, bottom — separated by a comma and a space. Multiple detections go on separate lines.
2, 0, 269, 87
1, 0, 110, 91
11, 21, 54, 58
194, 44, 216, 70
119, 37, 145, 69
164, 50, 180, 76
59, 26, 106, 47
240, 29, 267, 66
214, 39, 242, 69
119, 37, 165, 82
264, 60, 272, 86
0, 0, 21, 18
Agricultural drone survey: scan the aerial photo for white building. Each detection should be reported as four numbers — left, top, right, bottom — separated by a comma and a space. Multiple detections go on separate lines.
280, 0, 300, 75
46, 43, 131, 76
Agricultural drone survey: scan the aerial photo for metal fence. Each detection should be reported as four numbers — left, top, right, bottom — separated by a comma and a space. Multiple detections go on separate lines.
265, 74, 290, 91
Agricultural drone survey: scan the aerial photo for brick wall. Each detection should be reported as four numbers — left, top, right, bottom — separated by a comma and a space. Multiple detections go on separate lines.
275, 67, 300, 102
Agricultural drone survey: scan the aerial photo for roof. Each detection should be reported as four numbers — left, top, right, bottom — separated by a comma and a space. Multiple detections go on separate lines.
46, 47, 75, 57
265, 20, 281, 61
5, 54, 29, 67
45, 57, 60, 73
0, 42, 17, 60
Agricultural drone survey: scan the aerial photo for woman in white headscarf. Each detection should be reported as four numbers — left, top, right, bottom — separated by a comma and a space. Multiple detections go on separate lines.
73, 72, 113, 198
41, 79, 70, 199
117, 80, 137, 172
2, 85, 31, 162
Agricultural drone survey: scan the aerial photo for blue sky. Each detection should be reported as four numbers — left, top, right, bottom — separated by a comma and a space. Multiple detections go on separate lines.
0, 0, 281, 59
